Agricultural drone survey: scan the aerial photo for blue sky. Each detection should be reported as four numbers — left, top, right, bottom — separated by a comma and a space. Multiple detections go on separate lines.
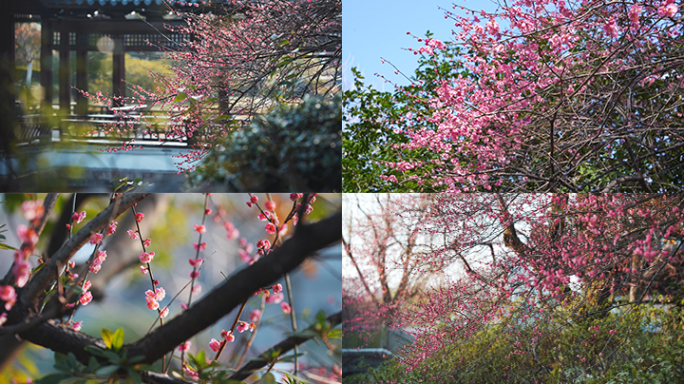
343, 0, 493, 90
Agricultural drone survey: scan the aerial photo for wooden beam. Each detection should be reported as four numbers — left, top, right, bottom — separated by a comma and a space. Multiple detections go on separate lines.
6, 0, 43, 15
44, 19, 190, 52
47, 19, 186, 35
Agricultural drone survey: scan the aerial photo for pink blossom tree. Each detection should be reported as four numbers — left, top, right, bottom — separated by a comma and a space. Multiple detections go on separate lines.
94, 0, 341, 171
344, 0, 684, 192
343, 193, 483, 347
0, 193, 342, 383
344, 193, 684, 382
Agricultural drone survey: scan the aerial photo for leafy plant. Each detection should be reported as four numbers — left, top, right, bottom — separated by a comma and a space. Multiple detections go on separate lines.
189, 95, 342, 191
36, 328, 151, 384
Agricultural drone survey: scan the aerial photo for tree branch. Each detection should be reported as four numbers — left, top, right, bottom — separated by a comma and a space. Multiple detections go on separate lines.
126, 210, 341, 364
228, 311, 341, 382
1, 193, 60, 286
19, 193, 151, 305
10, 205, 340, 377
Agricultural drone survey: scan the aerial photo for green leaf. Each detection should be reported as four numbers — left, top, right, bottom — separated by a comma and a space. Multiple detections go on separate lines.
128, 355, 145, 364
66, 353, 80, 370
327, 329, 342, 339
34, 374, 72, 384
53, 352, 71, 372
95, 364, 120, 377
54, 352, 68, 366
278, 353, 306, 363
111, 328, 125, 352
101, 328, 114, 350
31, 263, 45, 274
262, 348, 282, 362
195, 349, 207, 368
102, 349, 121, 363
87, 356, 100, 373
0, 241, 17, 250
174, 92, 188, 102
260, 372, 276, 384
127, 368, 143, 384
287, 330, 318, 339
84, 345, 107, 358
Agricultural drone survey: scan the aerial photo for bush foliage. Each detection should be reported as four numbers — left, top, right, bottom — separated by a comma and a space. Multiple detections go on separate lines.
189, 95, 342, 191
346, 297, 684, 384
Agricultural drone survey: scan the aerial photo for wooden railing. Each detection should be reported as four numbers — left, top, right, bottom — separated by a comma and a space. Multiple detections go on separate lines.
16, 109, 240, 147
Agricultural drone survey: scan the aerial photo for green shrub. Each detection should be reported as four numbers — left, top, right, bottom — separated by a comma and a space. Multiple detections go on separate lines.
349, 301, 684, 384
188, 95, 341, 191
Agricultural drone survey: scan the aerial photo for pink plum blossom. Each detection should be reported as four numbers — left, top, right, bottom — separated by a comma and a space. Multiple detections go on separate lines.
13, 261, 31, 288
189, 258, 203, 268
266, 292, 284, 304
73, 211, 86, 224
236, 321, 250, 333
0, 285, 17, 311
106, 222, 118, 235
209, 338, 221, 352
22, 200, 45, 221
139, 252, 154, 263
249, 309, 261, 322
264, 200, 276, 211
89, 233, 103, 245
280, 302, 291, 314
79, 291, 93, 306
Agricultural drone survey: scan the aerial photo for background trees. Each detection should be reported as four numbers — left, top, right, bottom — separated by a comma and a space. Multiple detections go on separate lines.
342, 193, 492, 348
0, 193, 342, 383
344, 193, 684, 383
344, 0, 684, 192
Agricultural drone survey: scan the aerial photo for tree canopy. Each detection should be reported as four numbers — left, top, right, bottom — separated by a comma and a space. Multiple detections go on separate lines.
344, 0, 684, 192
343, 193, 684, 383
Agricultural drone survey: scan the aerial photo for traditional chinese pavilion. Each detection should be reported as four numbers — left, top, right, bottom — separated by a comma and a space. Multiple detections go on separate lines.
1, 0, 219, 145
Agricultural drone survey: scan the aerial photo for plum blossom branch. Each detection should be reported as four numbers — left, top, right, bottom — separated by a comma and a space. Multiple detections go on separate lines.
20, 193, 150, 305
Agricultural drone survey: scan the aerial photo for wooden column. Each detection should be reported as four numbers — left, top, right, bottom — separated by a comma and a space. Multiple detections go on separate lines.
75, 32, 88, 117
58, 28, 71, 117
112, 37, 125, 107
40, 17, 53, 113
0, 10, 16, 148
0, 11, 15, 79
